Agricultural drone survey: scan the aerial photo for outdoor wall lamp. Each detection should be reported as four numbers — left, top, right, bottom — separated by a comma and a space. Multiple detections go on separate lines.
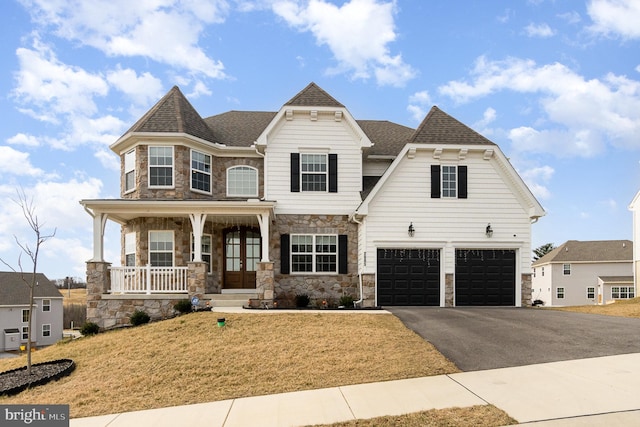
408, 222, 415, 237
486, 223, 493, 238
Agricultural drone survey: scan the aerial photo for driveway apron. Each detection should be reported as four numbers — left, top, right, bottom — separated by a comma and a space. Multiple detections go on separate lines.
388, 307, 640, 371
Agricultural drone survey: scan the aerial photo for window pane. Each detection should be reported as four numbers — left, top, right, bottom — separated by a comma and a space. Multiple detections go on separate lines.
149, 147, 173, 186
191, 151, 211, 192
228, 166, 258, 196
301, 154, 327, 192
442, 165, 457, 198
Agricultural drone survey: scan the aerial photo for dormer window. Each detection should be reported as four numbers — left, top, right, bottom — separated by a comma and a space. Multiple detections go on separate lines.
124, 149, 135, 193
290, 153, 338, 193
149, 146, 174, 188
191, 150, 211, 193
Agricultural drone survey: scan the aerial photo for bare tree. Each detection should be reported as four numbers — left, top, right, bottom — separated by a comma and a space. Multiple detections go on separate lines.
0, 189, 56, 374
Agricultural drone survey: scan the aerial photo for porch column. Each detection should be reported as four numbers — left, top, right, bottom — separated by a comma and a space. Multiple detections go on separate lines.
189, 213, 207, 262
257, 212, 270, 262
88, 211, 108, 262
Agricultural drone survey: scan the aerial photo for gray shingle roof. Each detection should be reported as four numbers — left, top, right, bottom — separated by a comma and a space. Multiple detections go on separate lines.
124, 86, 219, 143
0, 272, 62, 306
284, 82, 345, 107
121, 84, 500, 155
410, 106, 496, 146
533, 240, 633, 266
598, 276, 633, 283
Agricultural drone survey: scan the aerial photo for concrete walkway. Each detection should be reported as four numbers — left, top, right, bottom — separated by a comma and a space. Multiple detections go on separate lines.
70, 352, 640, 427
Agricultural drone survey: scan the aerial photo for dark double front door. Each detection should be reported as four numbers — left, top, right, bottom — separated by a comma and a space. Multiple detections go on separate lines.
223, 227, 261, 289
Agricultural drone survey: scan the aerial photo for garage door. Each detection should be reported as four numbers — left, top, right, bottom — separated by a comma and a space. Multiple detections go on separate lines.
377, 249, 440, 306
455, 249, 516, 306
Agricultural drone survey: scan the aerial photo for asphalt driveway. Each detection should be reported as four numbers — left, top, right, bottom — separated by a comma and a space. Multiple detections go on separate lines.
388, 307, 640, 371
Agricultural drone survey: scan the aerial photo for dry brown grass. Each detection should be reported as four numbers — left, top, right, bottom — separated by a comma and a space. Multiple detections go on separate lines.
313, 405, 517, 427
546, 297, 640, 318
61, 288, 87, 305
0, 312, 458, 419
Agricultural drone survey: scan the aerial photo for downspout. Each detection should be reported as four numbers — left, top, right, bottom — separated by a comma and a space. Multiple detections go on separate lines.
349, 212, 365, 307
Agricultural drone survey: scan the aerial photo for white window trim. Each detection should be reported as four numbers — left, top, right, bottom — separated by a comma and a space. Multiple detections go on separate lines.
148, 146, 175, 189
22, 309, 29, 323
587, 287, 595, 299
563, 263, 571, 275
556, 287, 565, 299
124, 149, 136, 194
22, 326, 29, 341
300, 153, 328, 192
149, 230, 174, 267
190, 149, 212, 195
42, 324, 51, 337
227, 166, 259, 197
125, 232, 136, 267
42, 299, 51, 312
441, 165, 457, 198
290, 234, 338, 274
611, 286, 635, 299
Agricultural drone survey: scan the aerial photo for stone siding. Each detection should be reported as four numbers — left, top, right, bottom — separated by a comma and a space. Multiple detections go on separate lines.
521, 273, 532, 307
271, 214, 361, 306
445, 273, 454, 307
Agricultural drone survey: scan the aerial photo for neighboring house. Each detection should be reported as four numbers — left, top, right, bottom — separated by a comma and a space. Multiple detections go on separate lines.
630, 191, 640, 294
0, 272, 63, 351
531, 240, 633, 306
81, 83, 545, 328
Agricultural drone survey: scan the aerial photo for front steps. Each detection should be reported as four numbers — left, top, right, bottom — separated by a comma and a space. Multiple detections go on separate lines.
206, 292, 258, 308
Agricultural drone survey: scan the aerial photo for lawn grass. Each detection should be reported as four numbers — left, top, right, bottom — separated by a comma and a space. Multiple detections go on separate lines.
546, 297, 640, 318
0, 312, 461, 419
61, 288, 87, 305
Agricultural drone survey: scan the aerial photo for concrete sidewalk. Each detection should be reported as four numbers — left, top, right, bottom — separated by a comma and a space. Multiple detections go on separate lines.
70, 352, 640, 427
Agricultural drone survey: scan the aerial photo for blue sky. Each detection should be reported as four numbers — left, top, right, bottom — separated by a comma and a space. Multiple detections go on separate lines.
1, 0, 639, 281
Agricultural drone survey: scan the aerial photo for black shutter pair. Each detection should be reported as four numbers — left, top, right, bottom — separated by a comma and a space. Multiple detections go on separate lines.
280, 234, 348, 274
290, 153, 338, 192
430, 165, 467, 199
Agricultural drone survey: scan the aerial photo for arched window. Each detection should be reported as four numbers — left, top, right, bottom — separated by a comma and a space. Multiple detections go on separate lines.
227, 166, 258, 197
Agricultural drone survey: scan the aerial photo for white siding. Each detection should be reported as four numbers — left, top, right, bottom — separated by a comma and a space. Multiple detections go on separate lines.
362, 150, 531, 268
363, 160, 392, 177
531, 264, 553, 305
264, 111, 364, 215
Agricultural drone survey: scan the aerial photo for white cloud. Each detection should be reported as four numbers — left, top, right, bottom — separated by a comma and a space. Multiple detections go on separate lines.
95, 149, 120, 172
407, 90, 432, 122
0, 146, 44, 177
20, 0, 230, 79
524, 23, 555, 38
475, 107, 497, 128
272, 0, 416, 87
106, 67, 164, 106
439, 56, 640, 157
587, 0, 640, 39
519, 165, 555, 200
7, 133, 40, 147
558, 11, 581, 25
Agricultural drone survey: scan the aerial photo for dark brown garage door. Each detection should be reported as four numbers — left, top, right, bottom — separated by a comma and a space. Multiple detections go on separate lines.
455, 249, 516, 306
377, 249, 440, 306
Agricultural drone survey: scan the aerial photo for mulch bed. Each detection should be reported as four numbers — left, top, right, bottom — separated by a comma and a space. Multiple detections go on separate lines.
0, 359, 75, 396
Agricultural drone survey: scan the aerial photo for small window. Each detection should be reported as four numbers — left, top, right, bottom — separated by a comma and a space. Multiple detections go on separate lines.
125, 232, 136, 267
149, 231, 174, 267
542, 267, 545, 277
301, 154, 327, 192
42, 324, 51, 337
291, 234, 337, 273
22, 309, 29, 323
191, 150, 211, 193
612, 286, 635, 299
191, 234, 212, 274
149, 146, 174, 187
22, 326, 29, 340
563, 264, 571, 275
533, 268, 536, 278
124, 149, 136, 192
587, 287, 595, 299
227, 166, 258, 197
42, 299, 51, 312
556, 287, 565, 299
442, 165, 457, 198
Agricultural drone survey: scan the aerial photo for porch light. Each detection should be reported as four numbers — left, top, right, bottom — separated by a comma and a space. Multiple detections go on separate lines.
485, 223, 493, 238
408, 222, 415, 237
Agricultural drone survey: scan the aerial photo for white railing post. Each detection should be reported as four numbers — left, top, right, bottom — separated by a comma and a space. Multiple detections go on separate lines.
146, 264, 151, 295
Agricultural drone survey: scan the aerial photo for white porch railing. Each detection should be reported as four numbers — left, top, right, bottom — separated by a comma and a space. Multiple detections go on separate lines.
109, 266, 189, 294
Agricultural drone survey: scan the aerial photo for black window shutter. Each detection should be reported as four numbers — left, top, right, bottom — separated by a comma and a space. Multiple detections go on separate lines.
338, 234, 348, 274
290, 153, 300, 192
328, 154, 338, 193
458, 165, 468, 199
281, 234, 290, 274
431, 165, 441, 198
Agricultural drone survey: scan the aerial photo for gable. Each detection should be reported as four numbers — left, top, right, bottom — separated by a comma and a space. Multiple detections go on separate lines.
533, 240, 633, 266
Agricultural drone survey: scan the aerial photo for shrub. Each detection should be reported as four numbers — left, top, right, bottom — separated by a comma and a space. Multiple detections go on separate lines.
130, 310, 151, 326
174, 299, 193, 314
295, 293, 310, 308
80, 322, 99, 336
339, 295, 355, 308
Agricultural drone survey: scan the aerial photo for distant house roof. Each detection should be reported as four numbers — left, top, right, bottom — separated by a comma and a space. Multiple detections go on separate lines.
118, 83, 496, 157
0, 272, 62, 306
598, 276, 634, 284
533, 240, 633, 266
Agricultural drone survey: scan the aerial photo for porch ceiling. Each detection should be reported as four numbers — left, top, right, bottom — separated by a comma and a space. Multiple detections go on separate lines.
80, 199, 276, 224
